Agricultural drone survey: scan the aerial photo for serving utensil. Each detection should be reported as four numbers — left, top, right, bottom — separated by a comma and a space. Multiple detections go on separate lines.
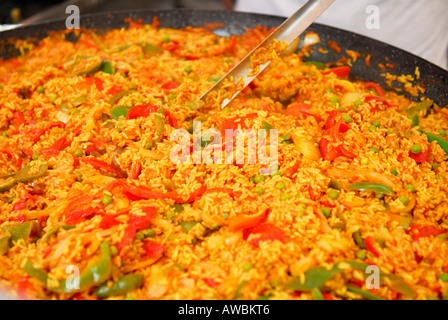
197, 0, 335, 108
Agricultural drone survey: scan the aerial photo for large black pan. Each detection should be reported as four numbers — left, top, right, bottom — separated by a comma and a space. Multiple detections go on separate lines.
0, 9, 447, 106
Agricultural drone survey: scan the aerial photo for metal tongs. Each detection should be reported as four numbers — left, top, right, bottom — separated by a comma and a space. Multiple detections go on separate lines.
198, 0, 335, 108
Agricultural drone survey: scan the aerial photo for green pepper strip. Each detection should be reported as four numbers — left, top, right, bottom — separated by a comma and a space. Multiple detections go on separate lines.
101, 60, 115, 74
405, 100, 433, 115
261, 120, 273, 132
71, 56, 102, 76
53, 241, 112, 293
15, 162, 48, 183
155, 107, 165, 143
311, 287, 325, 300
181, 221, 198, 233
140, 43, 163, 57
411, 113, 419, 127
348, 182, 394, 196
41, 225, 75, 241
72, 95, 87, 107
286, 260, 414, 298
423, 132, 448, 156
2, 221, 32, 243
0, 235, 10, 256
93, 274, 143, 298
110, 105, 131, 120
352, 230, 366, 249
107, 90, 133, 105
347, 285, 385, 300
0, 162, 48, 192
22, 259, 49, 284
302, 61, 327, 69
0, 177, 16, 192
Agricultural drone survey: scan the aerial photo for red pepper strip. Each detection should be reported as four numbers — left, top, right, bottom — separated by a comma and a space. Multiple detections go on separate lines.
164, 109, 178, 129
322, 66, 351, 77
228, 209, 267, 232
203, 278, 218, 288
78, 38, 101, 50
161, 80, 180, 90
129, 161, 142, 180
83, 77, 104, 91
107, 86, 123, 96
397, 152, 403, 162
42, 246, 53, 258
180, 54, 201, 60
364, 96, 398, 109
409, 147, 430, 164
142, 241, 164, 259
121, 182, 182, 202
81, 157, 123, 178
12, 200, 26, 212
99, 215, 120, 229
51, 137, 70, 151
364, 82, 385, 97
285, 102, 323, 122
283, 160, 301, 179
409, 224, 445, 241
30, 121, 66, 143
126, 104, 159, 120
12, 111, 25, 128
65, 206, 99, 225
322, 292, 333, 300
40, 148, 60, 158
163, 43, 181, 52
243, 223, 285, 246
226, 34, 237, 52
324, 110, 345, 130
364, 236, 381, 257
118, 207, 157, 253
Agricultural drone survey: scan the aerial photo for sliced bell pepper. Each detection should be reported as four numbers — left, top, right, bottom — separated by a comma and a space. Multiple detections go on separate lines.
107, 90, 133, 105
228, 209, 267, 232
161, 80, 180, 90
12, 111, 25, 128
53, 241, 112, 293
110, 105, 131, 120
322, 66, 350, 78
2, 221, 32, 243
101, 60, 115, 74
285, 102, 323, 122
409, 224, 445, 241
364, 236, 381, 257
364, 82, 385, 97
142, 241, 164, 259
129, 161, 142, 180
126, 104, 159, 120
99, 215, 120, 229
81, 157, 123, 178
408, 147, 430, 163
0, 235, 10, 256
423, 131, 448, 156
242, 223, 285, 246
348, 182, 394, 196
347, 285, 385, 300
71, 56, 102, 76
93, 274, 143, 298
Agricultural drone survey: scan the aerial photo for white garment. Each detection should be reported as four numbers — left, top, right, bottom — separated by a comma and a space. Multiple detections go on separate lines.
234, 0, 448, 70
